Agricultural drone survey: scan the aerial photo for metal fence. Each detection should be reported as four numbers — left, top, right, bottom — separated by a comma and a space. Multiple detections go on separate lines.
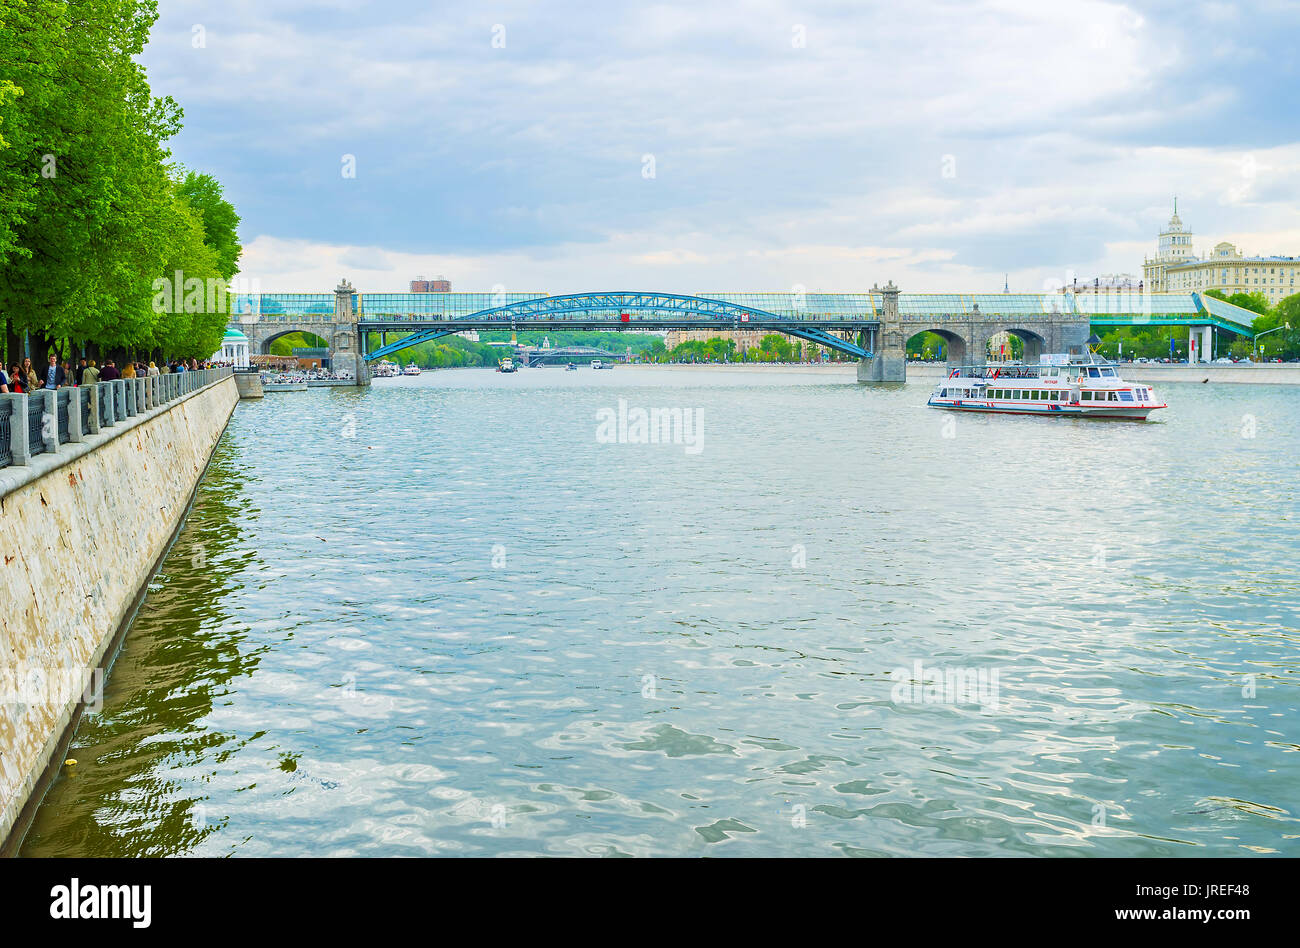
56, 388, 71, 444
0, 366, 233, 473
27, 397, 45, 457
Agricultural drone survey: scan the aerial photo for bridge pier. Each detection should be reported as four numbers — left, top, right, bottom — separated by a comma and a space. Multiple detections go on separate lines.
858, 281, 906, 383
857, 344, 907, 382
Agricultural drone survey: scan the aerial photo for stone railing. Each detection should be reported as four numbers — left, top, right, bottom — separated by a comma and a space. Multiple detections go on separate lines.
0, 366, 233, 472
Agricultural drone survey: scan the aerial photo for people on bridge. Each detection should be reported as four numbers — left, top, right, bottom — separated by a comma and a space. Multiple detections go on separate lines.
82, 359, 100, 388
148, 361, 160, 377
100, 360, 120, 382
122, 361, 137, 380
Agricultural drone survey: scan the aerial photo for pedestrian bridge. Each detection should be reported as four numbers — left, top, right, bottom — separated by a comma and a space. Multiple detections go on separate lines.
228, 282, 1262, 383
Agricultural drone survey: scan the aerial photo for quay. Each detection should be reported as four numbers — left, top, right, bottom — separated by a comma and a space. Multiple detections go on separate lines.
0, 368, 238, 851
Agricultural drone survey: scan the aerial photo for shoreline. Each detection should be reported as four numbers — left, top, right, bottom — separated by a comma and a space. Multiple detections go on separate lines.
628, 362, 1300, 385
372, 361, 1300, 385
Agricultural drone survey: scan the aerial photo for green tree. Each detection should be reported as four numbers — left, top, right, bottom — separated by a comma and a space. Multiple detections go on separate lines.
0, 0, 237, 364
176, 170, 242, 280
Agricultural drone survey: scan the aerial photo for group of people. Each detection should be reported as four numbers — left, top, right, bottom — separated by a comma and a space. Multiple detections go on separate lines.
0, 353, 210, 394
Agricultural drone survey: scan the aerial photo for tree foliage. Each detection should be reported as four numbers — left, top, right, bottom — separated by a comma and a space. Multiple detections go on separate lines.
0, 0, 241, 362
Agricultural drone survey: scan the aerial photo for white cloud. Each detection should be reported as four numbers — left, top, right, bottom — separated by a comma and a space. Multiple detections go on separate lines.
146, 0, 1300, 293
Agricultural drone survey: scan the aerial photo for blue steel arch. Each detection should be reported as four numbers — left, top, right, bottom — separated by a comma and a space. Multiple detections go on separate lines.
363, 291, 873, 361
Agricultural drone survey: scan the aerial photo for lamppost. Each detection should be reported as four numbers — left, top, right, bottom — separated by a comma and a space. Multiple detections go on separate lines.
1255, 323, 1291, 361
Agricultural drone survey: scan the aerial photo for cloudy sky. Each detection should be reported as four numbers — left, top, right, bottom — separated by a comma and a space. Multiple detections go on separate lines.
144, 0, 1300, 294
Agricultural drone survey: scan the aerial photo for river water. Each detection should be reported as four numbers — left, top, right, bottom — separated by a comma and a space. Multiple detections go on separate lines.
21, 366, 1300, 856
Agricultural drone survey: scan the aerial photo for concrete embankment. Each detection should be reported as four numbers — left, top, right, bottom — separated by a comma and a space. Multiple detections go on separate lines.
0, 372, 238, 851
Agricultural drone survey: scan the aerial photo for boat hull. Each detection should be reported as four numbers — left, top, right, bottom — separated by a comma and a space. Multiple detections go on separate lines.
927, 399, 1162, 420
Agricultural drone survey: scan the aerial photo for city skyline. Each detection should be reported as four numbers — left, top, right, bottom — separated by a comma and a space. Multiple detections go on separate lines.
146, 1, 1300, 293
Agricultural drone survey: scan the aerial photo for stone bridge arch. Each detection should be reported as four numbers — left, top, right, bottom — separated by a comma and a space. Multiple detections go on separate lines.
250, 323, 333, 355
904, 326, 970, 366
976, 325, 1049, 363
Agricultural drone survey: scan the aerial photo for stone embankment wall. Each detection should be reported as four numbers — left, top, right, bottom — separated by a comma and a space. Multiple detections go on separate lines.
0, 373, 238, 849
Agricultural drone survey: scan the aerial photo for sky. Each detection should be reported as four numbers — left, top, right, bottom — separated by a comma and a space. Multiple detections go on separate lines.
143, 0, 1300, 295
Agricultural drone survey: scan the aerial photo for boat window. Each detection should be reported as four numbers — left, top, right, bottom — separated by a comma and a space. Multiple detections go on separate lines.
1109, 392, 1118, 401
1087, 367, 1100, 378
1101, 368, 1116, 377
940, 389, 947, 397
1119, 391, 1135, 402
1082, 391, 1091, 400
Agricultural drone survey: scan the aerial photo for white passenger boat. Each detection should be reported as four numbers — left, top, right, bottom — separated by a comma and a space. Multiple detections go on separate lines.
402, 363, 421, 376
927, 353, 1166, 420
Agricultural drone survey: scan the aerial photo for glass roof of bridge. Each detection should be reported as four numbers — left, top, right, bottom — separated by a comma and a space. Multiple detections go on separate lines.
359, 292, 547, 316
897, 293, 1071, 316
701, 293, 879, 318
1070, 292, 1199, 315
231, 293, 335, 316
1196, 293, 1259, 329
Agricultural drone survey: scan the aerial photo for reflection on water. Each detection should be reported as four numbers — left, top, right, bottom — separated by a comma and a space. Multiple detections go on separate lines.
21, 367, 1300, 857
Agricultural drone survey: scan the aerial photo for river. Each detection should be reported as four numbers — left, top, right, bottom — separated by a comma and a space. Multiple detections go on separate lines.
20, 366, 1300, 856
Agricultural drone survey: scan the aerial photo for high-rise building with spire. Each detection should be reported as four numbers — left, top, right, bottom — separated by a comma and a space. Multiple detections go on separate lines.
1142, 199, 1195, 291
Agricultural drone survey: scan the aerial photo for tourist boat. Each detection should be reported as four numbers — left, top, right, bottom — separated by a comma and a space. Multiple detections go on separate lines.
402, 363, 421, 376
927, 353, 1166, 420
566, 362, 578, 371
373, 360, 400, 378
498, 357, 517, 373
590, 360, 613, 370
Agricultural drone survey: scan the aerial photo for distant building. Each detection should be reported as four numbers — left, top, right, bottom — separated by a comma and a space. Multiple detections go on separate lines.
410, 275, 451, 292
1142, 203, 1300, 301
212, 327, 250, 367
665, 328, 767, 352
1142, 202, 1196, 291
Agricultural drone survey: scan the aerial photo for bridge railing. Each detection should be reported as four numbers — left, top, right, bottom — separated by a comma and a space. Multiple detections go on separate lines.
239, 313, 334, 323
898, 311, 1066, 322
0, 366, 232, 473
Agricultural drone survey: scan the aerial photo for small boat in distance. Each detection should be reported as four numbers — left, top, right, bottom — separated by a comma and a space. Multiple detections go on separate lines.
373, 361, 399, 378
566, 362, 578, 371
590, 360, 613, 370
927, 352, 1166, 420
498, 357, 518, 373
402, 363, 421, 376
